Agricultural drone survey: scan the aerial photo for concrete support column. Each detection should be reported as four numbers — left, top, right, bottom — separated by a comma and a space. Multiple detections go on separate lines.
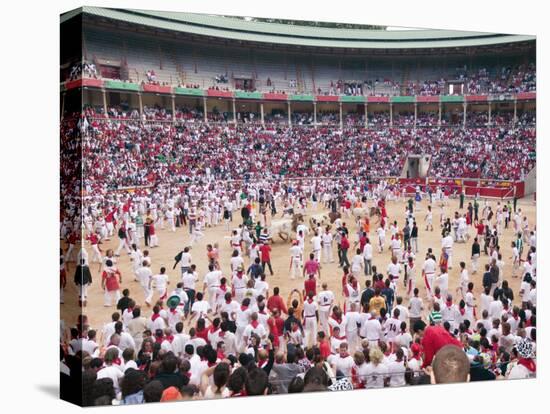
103, 89, 109, 117
260, 102, 265, 125
438, 102, 442, 127
513, 99, 517, 126
414, 103, 417, 129
488, 102, 492, 126
339, 102, 343, 129
288, 101, 292, 127
203, 96, 207, 122
232, 98, 237, 124
137, 92, 143, 117
463, 102, 467, 129
171, 95, 176, 124
365, 103, 368, 128
313, 101, 317, 126
389, 103, 393, 127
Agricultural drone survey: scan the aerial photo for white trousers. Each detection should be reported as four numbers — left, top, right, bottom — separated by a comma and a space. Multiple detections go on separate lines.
104, 289, 121, 306
323, 245, 333, 263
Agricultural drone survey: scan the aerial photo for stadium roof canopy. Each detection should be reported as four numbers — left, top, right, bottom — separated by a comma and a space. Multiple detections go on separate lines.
61, 6, 535, 50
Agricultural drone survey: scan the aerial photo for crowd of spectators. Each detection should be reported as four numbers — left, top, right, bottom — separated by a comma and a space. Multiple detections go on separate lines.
78, 114, 535, 196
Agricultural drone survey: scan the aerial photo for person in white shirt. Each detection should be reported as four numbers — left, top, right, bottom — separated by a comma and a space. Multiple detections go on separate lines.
363, 311, 382, 347
343, 303, 361, 353
376, 226, 386, 253
171, 322, 190, 358
422, 254, 437, 300
203, 264, 222, 310
394, 296, 409, 322
441, 295, 461, 333
151, 267, 170, 302
129, 244, 143, 281
435, 267, 449, 299
289, 241, 302, 280
96, 348, 124, 394
311, 232, 322, 262
384, 309, 401, 346
302, 291, 319, 348
457, 261, 469, 299
179, 247, 192, 275
317, 283, 335, 333
387, 256, 401, 288
386, 348, 407, 387
480, 286, 492, 315
230, 250, 245, 273
235, 298, 253, 351
363, 240, 373, 276
242, 312, 268, 347
322, 228, 334, 264
408, 288, 423, 332
182, 265, 198, 316
328, 343, 355, 379
190, 292, 211, 323
136, 261, 153, 305
351, 248, 364, 277
364, 347, 389, 389
441, 231, 454, 269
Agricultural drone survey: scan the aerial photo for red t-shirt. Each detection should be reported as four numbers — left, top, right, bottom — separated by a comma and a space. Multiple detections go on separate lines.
102, 269, 121, 291
260, 245, 271, 262
267, 295, 288, 314
421, 325, 462, 368
304, 278, 317, 297
319, 340, 331, 359
476, 224, 484, 235
340, 237, 350, 250
304, 260, 319, 275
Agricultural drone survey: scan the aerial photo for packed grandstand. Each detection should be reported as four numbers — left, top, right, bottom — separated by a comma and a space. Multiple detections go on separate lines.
60, 7, 536, 407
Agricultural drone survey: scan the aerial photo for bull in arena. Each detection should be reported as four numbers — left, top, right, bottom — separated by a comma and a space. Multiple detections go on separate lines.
267, 213, 304, 242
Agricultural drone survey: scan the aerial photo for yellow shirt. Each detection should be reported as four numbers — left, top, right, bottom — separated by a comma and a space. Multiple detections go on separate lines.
368, 296, 386, 317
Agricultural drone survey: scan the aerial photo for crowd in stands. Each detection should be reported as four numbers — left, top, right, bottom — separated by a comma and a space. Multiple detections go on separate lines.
66, 59, 536, 98
77, 113, 535, 196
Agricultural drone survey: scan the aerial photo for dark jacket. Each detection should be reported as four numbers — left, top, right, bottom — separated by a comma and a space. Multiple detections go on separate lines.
74, 265, 92, 285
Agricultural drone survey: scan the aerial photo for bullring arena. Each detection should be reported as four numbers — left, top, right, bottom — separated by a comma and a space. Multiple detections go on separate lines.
59, 7, 537, 406
62, 192, 536, 330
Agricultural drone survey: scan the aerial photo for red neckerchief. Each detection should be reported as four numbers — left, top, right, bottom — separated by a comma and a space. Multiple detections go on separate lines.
219, 330, 225, 338
217, 350, 226, 360
459, 308, 465, 315
250, 320, 259, 329
155, 336, 164, 344
434, 293, 441, 300
209, 325, 219, 334
339, 352, 350, 359
333, 333, 346, 340
292, 325, 299, 332
225, 298, 232, 305
307, 298, 314, 304
220, 285, 227, 292
241, 305, 248, 312
207, 361, 217, 368
170, 308, 178, 314
332, 314, 342, 325
151, 313, 160, 321
518, 358, 536, 372
165, 335, 174, 343
258, 358, 268, 368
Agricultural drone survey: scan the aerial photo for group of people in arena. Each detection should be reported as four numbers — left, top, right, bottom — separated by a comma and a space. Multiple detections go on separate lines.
60, 171, 537, 405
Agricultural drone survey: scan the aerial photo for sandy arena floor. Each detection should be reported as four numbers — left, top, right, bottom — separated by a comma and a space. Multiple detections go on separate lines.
61, 195, 536, 334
